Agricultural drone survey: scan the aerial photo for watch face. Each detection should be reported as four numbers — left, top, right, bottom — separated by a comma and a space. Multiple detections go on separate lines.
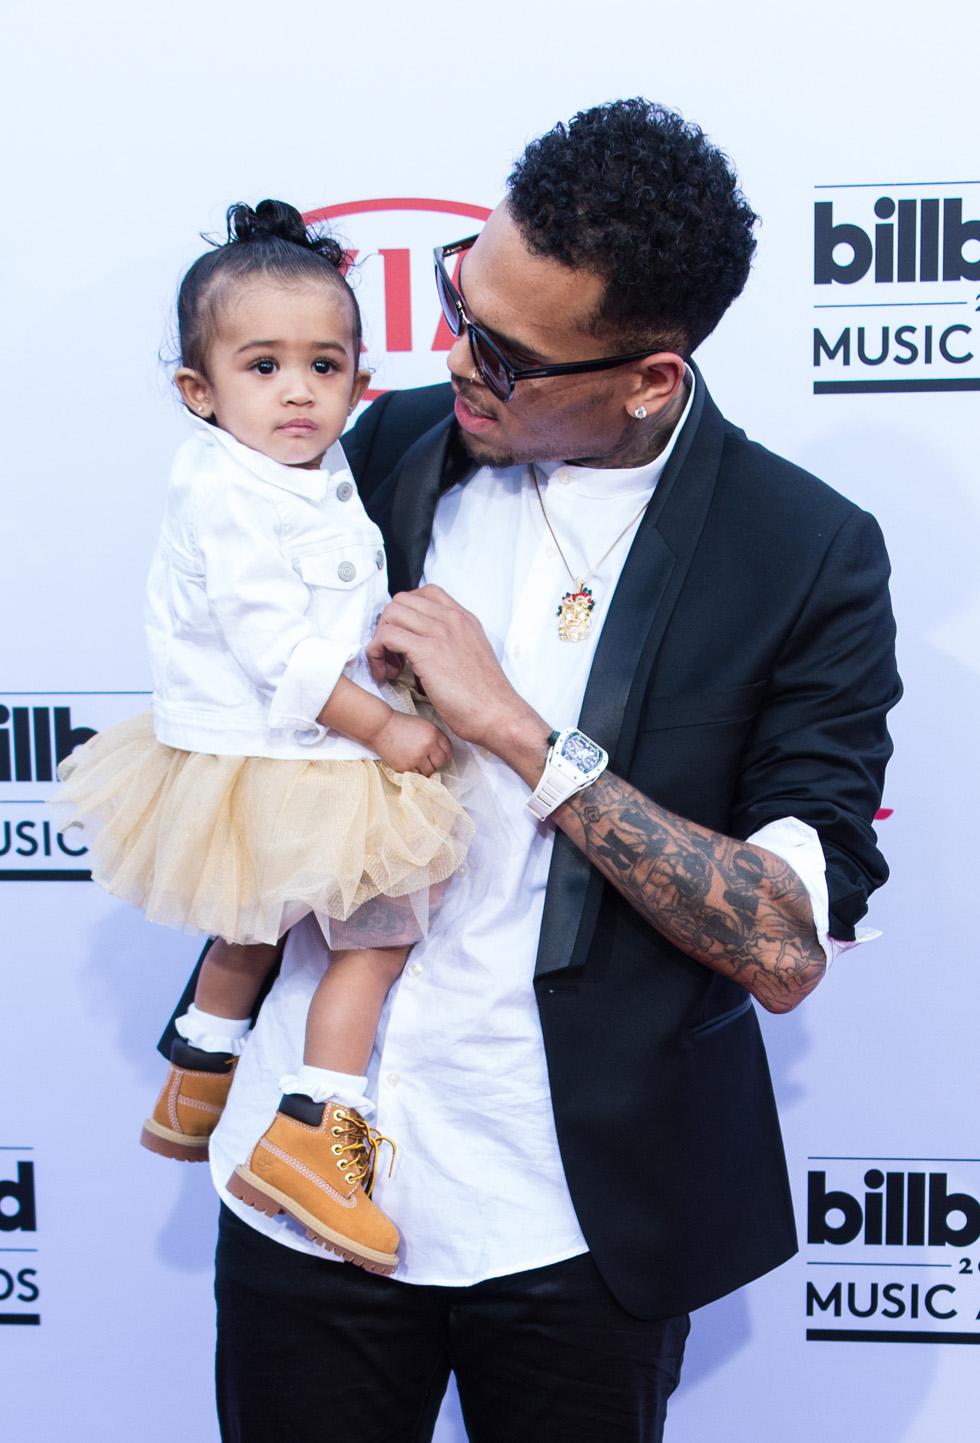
560, 731, 604, 773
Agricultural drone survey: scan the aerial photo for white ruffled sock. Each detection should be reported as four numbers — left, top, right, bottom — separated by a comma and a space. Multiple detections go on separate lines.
280, 1065, 374, 1117
175, 1004, 251, 1057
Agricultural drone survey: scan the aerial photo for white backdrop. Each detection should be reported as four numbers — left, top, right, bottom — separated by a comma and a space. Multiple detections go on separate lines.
2, 1, 979, 1437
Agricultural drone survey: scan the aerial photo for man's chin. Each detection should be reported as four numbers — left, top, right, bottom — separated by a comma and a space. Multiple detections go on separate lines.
457, 427, 522, 470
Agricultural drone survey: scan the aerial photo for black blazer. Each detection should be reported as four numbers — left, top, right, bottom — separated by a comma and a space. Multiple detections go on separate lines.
163, 371, 900, 1319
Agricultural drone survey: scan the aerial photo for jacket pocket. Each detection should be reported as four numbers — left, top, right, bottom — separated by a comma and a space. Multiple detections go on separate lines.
641, 680, 769, 731
294, 541, 385, 592
688, 994, 754, 1040
294, 542, 387, 642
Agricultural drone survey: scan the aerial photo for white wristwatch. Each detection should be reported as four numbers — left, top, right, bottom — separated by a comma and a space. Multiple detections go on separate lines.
526, 728, 609, 820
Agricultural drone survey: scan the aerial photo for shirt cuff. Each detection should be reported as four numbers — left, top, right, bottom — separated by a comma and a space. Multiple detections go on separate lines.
744, 816, 881, 967
267, 635, 358, 745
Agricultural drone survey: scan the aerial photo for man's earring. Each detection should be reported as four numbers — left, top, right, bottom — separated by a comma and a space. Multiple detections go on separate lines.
634, 406, 648, 420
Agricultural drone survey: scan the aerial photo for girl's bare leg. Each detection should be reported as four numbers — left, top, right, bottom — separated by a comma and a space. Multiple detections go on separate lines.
194, 939, 281, 1022
304, 948, 409, 1074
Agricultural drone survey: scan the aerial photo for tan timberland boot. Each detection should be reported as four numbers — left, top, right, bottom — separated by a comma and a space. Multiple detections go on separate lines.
227, 1096, 400, 1274
140, 1041, 237, 1162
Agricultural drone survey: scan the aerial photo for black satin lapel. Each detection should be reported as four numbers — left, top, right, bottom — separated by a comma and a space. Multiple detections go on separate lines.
377, 415, 457, 591
534, 375, 726, 980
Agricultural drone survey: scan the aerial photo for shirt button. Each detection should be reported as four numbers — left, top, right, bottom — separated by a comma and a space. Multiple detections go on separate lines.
408, 961, 423, 978
511, 642, 525, 660
556, 469, 573, 485
376, 549, 385, 570
336, 481, 354, 502
337, 561, 356, 582
386, 1072, 401, 1087
545, 544, 558, 559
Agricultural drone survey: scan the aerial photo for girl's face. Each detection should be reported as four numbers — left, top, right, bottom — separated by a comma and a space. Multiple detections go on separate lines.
176, 277, 370, 469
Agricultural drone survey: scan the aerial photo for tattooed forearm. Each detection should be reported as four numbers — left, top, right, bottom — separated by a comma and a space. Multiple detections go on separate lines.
558, 773, 826, 1012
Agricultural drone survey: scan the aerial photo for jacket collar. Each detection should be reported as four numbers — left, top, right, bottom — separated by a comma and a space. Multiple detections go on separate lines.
187, 415, 345, 502
534, 367, 725, 978
372, 414, 469, 593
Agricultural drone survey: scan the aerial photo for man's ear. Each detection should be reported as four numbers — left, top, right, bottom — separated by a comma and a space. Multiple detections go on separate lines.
348, 368, 373, 413
624, 352, 687, 420
175, 367, 215, 419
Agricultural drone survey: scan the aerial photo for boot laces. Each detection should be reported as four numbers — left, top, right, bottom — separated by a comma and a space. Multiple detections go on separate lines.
332, 1109, 396, 1196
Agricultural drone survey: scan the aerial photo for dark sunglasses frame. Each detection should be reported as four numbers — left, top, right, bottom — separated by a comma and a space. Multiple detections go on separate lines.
434, 236, 659, 403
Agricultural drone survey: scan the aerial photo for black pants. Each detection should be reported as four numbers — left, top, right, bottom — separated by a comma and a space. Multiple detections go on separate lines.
215, 1205, 689, 1443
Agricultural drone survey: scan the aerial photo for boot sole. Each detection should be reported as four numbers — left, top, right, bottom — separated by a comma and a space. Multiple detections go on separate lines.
141, 1118, 211, 1162
226, 1165, 399, 1275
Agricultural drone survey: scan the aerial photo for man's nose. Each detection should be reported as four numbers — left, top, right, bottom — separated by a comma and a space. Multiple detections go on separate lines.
445, 332, 476, 384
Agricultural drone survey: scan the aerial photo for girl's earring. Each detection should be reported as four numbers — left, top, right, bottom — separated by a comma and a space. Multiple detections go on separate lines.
634, 406, 648, 420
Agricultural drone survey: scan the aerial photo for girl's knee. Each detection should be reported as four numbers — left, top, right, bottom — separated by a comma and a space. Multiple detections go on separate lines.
209, 939, 281, 975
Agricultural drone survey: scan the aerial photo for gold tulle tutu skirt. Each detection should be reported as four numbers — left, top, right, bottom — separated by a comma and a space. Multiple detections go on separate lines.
52, 712, 473, 947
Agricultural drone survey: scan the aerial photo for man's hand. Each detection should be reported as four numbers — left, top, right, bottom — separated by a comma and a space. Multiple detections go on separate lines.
370, 713, 452, 776
366, 586, 548, 774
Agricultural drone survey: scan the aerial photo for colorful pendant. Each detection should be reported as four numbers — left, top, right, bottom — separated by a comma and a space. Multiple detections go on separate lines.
557, 582, 595, 642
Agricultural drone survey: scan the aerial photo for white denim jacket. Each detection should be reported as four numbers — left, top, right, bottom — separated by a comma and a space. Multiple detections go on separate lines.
146, 418, 390, 761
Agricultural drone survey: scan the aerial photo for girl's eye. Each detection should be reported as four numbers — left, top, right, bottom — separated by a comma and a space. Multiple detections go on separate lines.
312, 358, 337, 375
251, 358, 277, 375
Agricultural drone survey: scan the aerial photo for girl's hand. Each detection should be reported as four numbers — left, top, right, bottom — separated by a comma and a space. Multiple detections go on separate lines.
372, 712, 452, 776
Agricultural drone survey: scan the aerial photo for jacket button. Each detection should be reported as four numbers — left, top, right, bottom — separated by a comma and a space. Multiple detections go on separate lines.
336, 481, 354, 502
376, 550, 385, 570
337, 561, 356, 582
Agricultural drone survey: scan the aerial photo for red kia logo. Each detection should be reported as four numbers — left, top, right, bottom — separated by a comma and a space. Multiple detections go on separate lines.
303, 197, 492, 405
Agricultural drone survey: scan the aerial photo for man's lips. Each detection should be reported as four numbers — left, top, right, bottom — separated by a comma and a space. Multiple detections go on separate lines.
453, 388, 499, 432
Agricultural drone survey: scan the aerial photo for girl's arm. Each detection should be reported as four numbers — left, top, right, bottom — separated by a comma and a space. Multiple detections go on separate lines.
317, 677, 451, 775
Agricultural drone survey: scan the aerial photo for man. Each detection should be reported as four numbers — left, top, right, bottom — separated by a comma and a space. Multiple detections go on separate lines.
163, 100, 899, 1441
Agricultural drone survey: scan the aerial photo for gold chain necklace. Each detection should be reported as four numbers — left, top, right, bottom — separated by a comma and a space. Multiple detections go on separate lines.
529, 464, 653, 642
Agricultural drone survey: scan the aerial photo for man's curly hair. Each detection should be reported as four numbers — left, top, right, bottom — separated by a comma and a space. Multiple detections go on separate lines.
507, 99, 758, 357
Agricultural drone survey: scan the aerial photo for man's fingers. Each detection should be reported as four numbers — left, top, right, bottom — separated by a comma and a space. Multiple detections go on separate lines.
366, 645, 388, 682
380, 599, 442, 636
393, 584, 456, 611
384, 588, 470, 631
373, 622, 424, 660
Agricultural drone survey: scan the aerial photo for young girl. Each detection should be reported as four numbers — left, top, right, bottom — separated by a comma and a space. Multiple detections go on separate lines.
54, 200, 473, 1275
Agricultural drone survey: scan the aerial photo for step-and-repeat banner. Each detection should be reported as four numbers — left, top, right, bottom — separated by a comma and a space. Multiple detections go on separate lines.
3, 2, 977, 1438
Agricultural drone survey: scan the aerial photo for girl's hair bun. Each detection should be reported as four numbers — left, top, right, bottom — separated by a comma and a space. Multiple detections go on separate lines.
226, 199, 345, 271
176, 198, 361, 374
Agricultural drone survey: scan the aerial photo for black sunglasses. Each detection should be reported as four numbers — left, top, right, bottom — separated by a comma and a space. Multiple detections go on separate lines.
434, 235, 658, 403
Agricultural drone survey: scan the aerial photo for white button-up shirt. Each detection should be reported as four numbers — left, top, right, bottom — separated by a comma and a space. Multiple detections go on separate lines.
210, 376, 854, 1284
146, 418, 389, 761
